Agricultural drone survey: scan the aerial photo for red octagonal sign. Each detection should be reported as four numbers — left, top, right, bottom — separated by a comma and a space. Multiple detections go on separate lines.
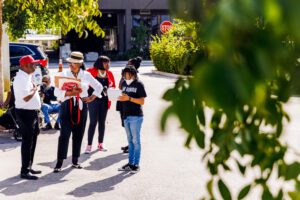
160, 21, 173, 34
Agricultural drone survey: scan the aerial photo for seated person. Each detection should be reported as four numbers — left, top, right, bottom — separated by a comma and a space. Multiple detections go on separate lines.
40, 75, 61, 130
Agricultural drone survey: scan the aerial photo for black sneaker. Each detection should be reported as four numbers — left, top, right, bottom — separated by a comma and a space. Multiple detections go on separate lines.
123, 148, 129, 154
20, 173, 38, 180
121, 146, 128, 151
130, 165, 140, 174
118, 163, 132, 171
54, 122, 60, 130
29, 169, 42, 174
42, 123, 52, 131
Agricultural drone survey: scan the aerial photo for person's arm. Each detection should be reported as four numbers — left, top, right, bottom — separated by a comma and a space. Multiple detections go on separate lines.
65, 89, 82, 97
108, 71, 116, 88
118, 78, 124, 90
23, 86, 38, 102
82, 72, 103, 103
118, 94, 145, 105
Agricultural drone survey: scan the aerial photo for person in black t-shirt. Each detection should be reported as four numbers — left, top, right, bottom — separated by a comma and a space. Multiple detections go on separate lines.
119, 57, 143, 153
40, 75, 61, 130
118, 65, 147, 173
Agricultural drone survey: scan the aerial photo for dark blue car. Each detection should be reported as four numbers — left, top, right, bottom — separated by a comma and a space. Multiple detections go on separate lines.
9, 43, 49, 79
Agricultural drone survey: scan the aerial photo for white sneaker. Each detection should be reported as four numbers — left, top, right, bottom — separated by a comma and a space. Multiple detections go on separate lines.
85, 145, 92, 154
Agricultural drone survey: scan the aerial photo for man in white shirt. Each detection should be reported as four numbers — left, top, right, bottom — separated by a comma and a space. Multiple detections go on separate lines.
13, 55, 42, 180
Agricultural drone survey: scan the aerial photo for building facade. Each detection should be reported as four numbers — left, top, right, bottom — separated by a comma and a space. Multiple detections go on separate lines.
64, 0, 170, 55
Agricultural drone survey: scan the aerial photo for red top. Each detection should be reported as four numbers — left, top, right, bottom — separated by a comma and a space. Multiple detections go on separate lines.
87, 67, 116, 109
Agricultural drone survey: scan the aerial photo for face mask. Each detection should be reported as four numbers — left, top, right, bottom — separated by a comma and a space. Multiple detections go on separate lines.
125, 79, 134, 85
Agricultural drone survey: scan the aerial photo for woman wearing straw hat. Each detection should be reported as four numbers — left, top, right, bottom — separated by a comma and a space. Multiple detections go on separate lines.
53, 51, 103, 172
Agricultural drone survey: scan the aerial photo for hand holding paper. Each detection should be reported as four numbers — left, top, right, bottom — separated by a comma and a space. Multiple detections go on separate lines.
54, 76, 82, 92
107, 88, 122, 101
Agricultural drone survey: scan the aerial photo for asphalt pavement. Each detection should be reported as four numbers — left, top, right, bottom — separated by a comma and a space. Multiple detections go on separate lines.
1, 63, 300, 200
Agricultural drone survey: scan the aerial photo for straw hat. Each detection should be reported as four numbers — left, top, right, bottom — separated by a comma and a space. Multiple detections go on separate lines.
66, 51, 84, 63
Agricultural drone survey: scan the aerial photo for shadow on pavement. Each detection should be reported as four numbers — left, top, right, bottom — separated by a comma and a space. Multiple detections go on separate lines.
37, 150, 98, 168
85, 153, 127, 171
0, 134, 21, 152
0, 167, 72, 196
140, 72, 178, 80
0, 151, 96, 196
40, 129, 59, 135
0, 152, 128, 197
66, 172, 134, 197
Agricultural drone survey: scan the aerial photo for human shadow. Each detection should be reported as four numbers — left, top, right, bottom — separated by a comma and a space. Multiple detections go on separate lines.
37, 150, 98, 168
0, 133, 21, 152
84, 153, 127, 171
66, 172, 134, 197
0, 151, 96, 196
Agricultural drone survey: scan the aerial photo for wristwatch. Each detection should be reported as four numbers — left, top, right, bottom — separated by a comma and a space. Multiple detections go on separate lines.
129, 97, 131, 101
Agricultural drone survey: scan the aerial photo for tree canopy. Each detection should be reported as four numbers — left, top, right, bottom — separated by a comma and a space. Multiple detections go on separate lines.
3, 0, 104, 40
162, 0, 300, 199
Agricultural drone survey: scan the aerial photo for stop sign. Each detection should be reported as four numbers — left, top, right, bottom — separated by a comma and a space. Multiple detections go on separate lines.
160, 21, 173, 34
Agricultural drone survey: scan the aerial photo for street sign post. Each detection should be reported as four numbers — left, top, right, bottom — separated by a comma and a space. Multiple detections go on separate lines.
160, 21, 173, 34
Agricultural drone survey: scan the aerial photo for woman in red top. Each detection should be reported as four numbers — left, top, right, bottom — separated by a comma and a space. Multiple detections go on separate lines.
85, 56, 116, 153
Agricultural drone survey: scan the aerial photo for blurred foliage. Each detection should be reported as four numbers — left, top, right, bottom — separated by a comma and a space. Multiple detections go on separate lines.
3, 0, 104, 40
131, 24, 150, 59
162, 0, 300, 199
150, 19, 206, 75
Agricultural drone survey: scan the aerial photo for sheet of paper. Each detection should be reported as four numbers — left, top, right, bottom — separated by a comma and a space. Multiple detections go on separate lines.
107, 88, 122, 101
54, 76, 81, 90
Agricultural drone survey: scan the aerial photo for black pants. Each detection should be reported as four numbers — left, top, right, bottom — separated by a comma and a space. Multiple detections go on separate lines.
57, 100, 87, 160
15, 109, 39, 174
87, 98, 108, 145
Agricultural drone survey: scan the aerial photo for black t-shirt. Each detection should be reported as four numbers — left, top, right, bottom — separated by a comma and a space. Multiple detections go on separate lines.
121, 80, 147, 118
41, 86, 57, 104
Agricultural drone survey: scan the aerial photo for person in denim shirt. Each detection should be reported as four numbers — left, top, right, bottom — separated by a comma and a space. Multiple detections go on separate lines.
118, 65, 147, 173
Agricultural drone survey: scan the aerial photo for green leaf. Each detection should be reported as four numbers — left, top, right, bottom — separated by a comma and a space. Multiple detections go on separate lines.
162, 88, 177, 101
206, 179, 214, 198
193, 129, 205, 149
275, 189, 283, 200
218, 179, 232, 200
238, 184, 251, 200
160, 106, 174, 132
262, 187, 273, 200
184, 133, 193, 148
284, 162, 300, 180
236, 161, 246, 176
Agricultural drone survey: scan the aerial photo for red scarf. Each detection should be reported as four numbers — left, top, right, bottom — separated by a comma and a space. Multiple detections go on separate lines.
87, 67, 116, 109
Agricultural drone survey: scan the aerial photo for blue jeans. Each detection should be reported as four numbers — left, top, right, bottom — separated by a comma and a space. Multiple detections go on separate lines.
124, 116, 143, 166
41, 103, 61, 124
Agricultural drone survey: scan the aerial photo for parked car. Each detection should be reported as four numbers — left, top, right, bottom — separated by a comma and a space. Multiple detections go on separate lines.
9, 43, 49, 79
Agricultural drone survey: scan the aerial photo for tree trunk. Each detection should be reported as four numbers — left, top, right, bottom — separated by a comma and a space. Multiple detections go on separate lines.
0, 0, 3, 102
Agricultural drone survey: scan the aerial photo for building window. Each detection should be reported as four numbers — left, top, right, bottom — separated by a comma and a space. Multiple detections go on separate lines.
132, 13, 171, 36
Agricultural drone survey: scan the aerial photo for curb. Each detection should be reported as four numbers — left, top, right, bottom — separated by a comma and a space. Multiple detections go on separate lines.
152, 70, 188, 79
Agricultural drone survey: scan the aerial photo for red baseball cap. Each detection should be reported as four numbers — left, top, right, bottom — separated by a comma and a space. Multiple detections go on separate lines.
19, 55, 39, 66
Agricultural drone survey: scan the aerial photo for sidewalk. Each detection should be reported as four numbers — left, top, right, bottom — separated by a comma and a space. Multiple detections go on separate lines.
48, 60, 154, 69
